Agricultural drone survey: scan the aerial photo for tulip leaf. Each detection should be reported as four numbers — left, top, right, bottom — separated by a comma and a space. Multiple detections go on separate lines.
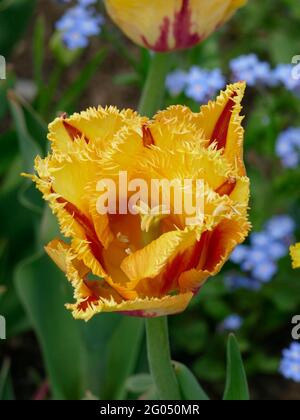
102, 317, 144, 400
8, 91, 42, 173
223, 334, 250, 401
125, 374, 153, 394
173, 362, 210, 401
14, 252, 85, 400
80, 314, 123, 397
9, 90, 48, 152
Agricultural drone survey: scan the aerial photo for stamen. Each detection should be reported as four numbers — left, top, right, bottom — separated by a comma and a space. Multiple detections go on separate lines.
117, 232, 130, 244
125, 248, 133, 256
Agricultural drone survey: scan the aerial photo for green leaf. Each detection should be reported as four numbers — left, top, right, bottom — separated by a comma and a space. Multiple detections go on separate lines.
33, 15, 45, 91
173, 362, 210, 401
113, 72, 141, 87
8, 90, 42, 172
18, 179, 44, 216
80, 313, 122, 397
0, 359, 15, 400
0, 130, 18, 177
102, 317, 144, 400
223, 334, 250, 401
56, 49, 107, 113
14, 252, 85, 400
125, 374, 153, 394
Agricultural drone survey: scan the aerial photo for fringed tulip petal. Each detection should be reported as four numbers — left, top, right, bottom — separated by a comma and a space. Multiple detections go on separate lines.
290, 243, 300, 269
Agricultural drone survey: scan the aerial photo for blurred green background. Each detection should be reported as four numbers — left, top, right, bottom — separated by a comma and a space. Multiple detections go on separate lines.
0, 0, 300, 400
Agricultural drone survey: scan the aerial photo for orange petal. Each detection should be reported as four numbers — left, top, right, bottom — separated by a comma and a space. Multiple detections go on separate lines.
67, 291, 194, 321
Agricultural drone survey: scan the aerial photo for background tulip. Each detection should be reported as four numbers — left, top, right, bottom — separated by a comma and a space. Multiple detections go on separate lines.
104, 0, 247, 51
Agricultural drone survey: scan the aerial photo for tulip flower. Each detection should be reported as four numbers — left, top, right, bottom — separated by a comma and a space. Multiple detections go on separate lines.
104, 0, 247, 52
27, 82, 250, 320
291, 243, 300, 269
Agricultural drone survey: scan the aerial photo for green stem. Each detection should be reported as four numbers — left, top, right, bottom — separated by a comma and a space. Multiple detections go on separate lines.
138, 52, 171, 117
146, 317, 181, 400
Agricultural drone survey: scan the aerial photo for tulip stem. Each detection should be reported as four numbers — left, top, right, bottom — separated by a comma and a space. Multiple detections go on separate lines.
138, 52, 171, 117
146, 316, 181, 400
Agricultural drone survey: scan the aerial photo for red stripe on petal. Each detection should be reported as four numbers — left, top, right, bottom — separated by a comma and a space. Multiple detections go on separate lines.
160, 233, 209, 294
173, 0, 201, 50
142, 17, 170, 52
56, 195, 106, 269
77, 295, 99, 312
209, 92, 237, 150
142, 125, 155, 147
63, 121, 89, 144
215, 177, 237, 196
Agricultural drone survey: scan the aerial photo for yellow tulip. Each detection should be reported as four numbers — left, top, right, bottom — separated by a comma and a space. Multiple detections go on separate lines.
290, 243, 300, 269
27, 82, 250, 320
104, 0, 247, 52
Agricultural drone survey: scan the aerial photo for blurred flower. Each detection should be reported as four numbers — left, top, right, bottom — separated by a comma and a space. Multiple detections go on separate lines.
225, 273, 261, 291
56, 1, 104, 49
26, 83, 250, 320
229, 215, 295, 287
166, 66, 226, 103
230, 54, 274, 86
273, 64, 300, 94
290, 243, 300, 269
280, 342, 300, 383
276, 128, 300, 169
220, 314, 243, 331
185, 67, 226, 103
165, 70, 188, 97
230, 244, 249, 264
265, 215, 296, 240
251, 259, 277, 283
104, 0, 247, 52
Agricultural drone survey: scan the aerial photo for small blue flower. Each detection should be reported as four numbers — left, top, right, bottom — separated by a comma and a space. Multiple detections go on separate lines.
265, 215, 296, 240
185, 66, 225, 103
225, 273, 261, 291
229, 215, 295, 287
250, 231, 289, 261
250, 232, 271, 248
267, 241, 288, 260
56, 3, 104, 50
185, 67, 211, 103
230, 54, 273, 86
273, 64, 300, 93
230, 245, 249, 264
251, 259, 277, 283
276, 127, 300, 169
220, 314, 243, 331
166, 70, 188, 97
280, 342, 300, 383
